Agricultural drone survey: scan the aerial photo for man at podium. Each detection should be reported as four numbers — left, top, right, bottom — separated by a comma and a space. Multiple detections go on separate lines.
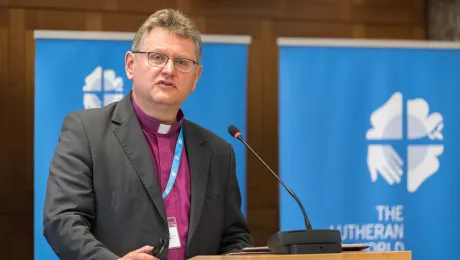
42, 8, 252, 260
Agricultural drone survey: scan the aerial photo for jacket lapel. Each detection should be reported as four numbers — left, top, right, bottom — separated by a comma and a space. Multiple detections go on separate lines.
183, 120, 211, 245
111, 95, 167, 224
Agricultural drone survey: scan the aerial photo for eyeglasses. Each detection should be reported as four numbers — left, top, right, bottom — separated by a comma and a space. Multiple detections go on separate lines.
132, 51, 198, 73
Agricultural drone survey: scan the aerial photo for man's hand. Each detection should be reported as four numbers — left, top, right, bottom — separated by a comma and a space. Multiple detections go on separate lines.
119, 246, 159, 260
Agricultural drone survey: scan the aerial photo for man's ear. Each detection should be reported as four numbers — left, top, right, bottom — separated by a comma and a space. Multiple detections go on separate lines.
192, 64, 202, 91
125, 51, 135, 80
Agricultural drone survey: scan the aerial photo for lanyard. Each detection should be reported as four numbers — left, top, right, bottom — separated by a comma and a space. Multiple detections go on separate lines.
162, 127, 184, 199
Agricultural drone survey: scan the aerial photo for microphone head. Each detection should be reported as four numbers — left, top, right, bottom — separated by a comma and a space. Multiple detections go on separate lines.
228, 125, 241, 139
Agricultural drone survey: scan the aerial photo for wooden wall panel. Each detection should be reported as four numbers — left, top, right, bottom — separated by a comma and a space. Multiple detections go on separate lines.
86, 12, 103, 31
0, 214, 33, 259
276, 21, 353, 38
116, 0, 176, 14
7, 9, 32, 216
0, 8, 7, 25
26, 9, 88, 30
351, 4, 424, 24
189, 16, 206, 32
352, 0, 423, 8
25, 29, 35, 211
245, 19, 279, 245
102, 13, 150, 32
190, 0, 279, 18
0, 8, 7, 213
0, 26, 8, 215
276, 0, 347, 21
204, 17, 261, 37
9, 0, 108, 10
8, 0, 176, 12
362, 24, 426, 39
0, 0, 427, 258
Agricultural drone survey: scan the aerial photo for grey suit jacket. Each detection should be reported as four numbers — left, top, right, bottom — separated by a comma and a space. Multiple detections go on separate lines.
43, 94, 252, 260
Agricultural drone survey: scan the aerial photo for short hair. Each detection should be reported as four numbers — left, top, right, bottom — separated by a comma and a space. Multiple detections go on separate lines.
132, 9, 202, 63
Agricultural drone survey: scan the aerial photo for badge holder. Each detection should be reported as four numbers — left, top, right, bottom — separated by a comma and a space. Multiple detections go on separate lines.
168, 217, 181, 249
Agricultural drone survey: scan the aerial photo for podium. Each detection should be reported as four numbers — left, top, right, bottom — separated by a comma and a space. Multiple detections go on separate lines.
190, 251, 411, 260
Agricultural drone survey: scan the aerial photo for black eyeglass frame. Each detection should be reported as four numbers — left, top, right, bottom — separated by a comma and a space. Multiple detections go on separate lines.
132, 51, 199, 72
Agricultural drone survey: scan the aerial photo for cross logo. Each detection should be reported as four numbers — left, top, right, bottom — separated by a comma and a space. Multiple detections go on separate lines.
82, 66, 124, 109
366, 92, 444, 192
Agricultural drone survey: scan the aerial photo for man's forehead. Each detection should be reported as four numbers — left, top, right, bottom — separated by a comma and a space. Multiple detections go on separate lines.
145, 28, 193, 43
141, 30, 196, 57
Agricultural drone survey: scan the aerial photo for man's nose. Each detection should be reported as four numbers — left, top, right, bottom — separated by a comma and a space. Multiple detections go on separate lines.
162, 59, 175, 74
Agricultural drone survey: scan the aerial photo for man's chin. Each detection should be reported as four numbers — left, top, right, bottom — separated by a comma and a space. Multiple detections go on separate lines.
150, 95, 175, 106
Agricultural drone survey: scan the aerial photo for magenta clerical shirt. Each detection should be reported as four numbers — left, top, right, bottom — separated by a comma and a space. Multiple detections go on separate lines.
132, 95, 191, 260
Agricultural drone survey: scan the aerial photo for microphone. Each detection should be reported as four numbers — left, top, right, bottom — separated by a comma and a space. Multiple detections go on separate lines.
228, 125, 342, 254
228, 125, 312, 230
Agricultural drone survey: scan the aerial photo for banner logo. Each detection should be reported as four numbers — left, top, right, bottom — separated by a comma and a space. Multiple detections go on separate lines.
331, 92, 444, 251
82, 66, 124, 109
366, 92, 444, 192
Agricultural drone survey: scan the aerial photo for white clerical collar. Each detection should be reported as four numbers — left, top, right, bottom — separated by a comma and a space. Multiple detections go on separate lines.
157, 124, 172, 134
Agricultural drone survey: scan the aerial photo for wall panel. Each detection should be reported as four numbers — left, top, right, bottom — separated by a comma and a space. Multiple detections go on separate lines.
102, 13, 148, 32
9, 0, 108, 11
276, 0, 347, 21
275, 21, 353, 38
8, 0, 176, 13
26, 9, 87, 30
363, 24, 426, 39
7, 9, 31, 216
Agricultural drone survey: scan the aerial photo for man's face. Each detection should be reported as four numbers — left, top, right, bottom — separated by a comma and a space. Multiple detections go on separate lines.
125, 27, 202, 108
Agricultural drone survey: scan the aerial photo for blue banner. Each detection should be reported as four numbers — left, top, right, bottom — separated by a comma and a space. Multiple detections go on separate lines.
278, 38, 460, 260
34, 31, 249, 260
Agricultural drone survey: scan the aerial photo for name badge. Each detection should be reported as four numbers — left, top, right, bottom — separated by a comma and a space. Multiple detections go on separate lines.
167, 217, 181, 249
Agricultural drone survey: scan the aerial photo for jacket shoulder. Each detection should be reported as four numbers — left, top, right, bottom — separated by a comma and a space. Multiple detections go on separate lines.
64, 102, 119, 125
184, 120, 232, 148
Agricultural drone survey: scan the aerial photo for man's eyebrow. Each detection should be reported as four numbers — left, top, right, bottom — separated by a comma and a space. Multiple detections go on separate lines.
150, 49, 195, 60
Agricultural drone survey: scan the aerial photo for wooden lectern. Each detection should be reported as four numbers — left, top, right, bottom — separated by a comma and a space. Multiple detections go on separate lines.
190, 251, 412, 260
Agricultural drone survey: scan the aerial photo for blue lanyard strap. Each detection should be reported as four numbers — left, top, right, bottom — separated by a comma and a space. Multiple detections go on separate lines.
162, 128, 184, 199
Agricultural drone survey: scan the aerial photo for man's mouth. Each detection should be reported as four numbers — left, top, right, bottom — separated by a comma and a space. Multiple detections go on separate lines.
158, 80, 174, 87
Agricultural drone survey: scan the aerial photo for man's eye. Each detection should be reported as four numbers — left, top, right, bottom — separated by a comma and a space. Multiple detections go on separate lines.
151, 55, 165, 61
